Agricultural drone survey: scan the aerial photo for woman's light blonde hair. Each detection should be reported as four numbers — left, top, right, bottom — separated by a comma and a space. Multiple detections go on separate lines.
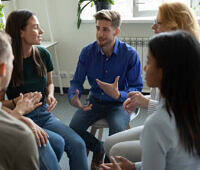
159, 2, 200, 42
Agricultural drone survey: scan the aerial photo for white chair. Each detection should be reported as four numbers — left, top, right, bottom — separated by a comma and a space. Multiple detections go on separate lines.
89, 108, 140, 142
87, 108, 141, 167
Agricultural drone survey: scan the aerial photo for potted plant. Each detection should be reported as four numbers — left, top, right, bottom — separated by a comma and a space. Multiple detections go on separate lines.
193, 0, 200, 16
0, 3, 5, 31
77, 0, 114, 29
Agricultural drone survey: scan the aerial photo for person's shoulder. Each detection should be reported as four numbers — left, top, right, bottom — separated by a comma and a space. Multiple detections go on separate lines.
36, 45, 48, 53
36, 46, 51, 61
36, 46, 51, 57
144, 101, 176, 138
82, 41, 98, 52
118, 40, 139, 60
0, 109, 33, 137
145, 105, 171, 127
80, 41, 98, 60
118, 40, 137, 53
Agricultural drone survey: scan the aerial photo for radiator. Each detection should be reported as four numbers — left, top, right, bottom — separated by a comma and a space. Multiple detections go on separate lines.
119, 37, 150, 93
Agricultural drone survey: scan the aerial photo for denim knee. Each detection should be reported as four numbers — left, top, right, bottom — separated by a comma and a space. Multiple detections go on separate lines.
38, 142, 60, 170
66, 136, 87, 162
71, 137, 86, 151
69, 121, 82, 133
52, 135, 65, 161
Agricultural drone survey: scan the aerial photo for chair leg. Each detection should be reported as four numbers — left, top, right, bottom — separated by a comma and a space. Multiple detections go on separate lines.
87, 126, 98, 156
126, 123, 130, 130
91, 127, 104, 170
98, 128, 103, 140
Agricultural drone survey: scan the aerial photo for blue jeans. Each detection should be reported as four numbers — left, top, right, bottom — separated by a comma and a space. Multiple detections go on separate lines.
26, 104, 89, 170
69, 95, 130, 154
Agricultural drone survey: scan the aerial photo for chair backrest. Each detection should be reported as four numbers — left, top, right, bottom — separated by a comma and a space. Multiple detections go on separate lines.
130, 108, 140, 121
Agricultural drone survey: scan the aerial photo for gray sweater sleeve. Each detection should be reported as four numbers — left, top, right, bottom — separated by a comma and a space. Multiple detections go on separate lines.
134, 123, 167, 170
14, 130, 39, 170
146, 88, 160, 114
147, 99, 159, 114
135, 104, 175, 170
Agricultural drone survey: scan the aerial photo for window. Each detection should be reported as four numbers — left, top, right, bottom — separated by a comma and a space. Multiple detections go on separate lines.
81, 0, 194, 20
133, 0, 191, 17
81, 0, 133, 20
192, 0, 200, 16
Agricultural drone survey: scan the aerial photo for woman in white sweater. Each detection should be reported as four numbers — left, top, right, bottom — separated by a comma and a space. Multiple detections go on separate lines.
103, 2, 200, 162
101, 30, 200, 170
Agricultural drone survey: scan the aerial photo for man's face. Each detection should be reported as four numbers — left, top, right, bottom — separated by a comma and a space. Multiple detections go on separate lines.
0, 45, 14, 91
96, 19, 118, 47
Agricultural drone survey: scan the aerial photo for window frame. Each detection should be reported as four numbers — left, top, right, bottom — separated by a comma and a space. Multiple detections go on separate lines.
133, 0, 192, 17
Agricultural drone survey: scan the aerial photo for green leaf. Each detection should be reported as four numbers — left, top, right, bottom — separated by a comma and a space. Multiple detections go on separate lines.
91, 1, 94, 7
77, 4, 81, 16
107, 0, 114, 4
79, 0, 89, 4
77, 1, 92, 29
77, 16, 82, 29
0, 4, 5, 9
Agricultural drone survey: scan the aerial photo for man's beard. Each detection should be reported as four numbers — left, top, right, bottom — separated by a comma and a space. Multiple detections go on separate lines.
97, 38, 112, 48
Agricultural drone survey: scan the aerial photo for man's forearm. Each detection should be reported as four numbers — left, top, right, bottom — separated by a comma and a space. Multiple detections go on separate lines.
2, 106, 21, 119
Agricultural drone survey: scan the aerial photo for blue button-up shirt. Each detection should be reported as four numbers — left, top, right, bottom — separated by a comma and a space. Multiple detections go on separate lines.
68, 38, 143, 102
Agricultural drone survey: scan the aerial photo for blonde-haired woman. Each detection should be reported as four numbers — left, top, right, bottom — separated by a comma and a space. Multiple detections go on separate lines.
153, 2, 200, 41
103, 1, 200, 163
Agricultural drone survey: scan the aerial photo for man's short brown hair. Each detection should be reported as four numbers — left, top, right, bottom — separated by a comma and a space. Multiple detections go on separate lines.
94, 10, 121, 29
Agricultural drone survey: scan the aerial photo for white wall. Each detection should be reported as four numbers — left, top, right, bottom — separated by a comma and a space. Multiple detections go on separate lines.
3, 0, 154, 88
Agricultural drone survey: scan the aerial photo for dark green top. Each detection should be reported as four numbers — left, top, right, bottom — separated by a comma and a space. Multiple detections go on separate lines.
6, 46, 54, 102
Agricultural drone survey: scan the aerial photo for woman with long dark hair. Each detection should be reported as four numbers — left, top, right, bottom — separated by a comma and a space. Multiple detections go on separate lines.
2, 10, 89, 170
100, 31, 200, 169
104, 2, 200, 162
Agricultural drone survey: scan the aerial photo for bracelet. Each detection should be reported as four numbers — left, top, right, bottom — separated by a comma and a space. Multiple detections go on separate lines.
12, 99, 16, 107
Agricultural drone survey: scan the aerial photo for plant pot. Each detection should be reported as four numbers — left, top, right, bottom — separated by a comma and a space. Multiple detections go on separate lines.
95, 1, 111, 12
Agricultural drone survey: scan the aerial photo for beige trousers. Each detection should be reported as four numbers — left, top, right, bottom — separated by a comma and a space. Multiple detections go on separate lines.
104, 125, 144, 162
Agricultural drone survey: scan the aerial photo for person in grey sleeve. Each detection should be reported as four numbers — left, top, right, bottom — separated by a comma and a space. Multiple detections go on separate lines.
100, 30, 200, 170
103, 2, 200, 162
0, 31, 40, 170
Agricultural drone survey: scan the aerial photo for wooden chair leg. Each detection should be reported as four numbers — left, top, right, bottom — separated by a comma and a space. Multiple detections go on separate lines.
91, 126, 97, 136
98, 128, 103, 140
91, 149, 104, 170
126, 123, 130, 130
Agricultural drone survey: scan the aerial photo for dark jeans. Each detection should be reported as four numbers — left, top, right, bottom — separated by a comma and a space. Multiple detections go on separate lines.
26, 104, 89, 170
69, 95, 130, 154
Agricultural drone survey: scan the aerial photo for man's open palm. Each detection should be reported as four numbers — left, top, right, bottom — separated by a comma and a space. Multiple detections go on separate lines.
96, 76, 120, 100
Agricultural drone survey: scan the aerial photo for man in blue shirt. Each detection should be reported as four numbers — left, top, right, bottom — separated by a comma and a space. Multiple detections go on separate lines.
69, 10, 142, 167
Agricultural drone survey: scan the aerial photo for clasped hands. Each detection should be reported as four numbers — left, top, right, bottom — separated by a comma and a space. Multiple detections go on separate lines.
13, 91, 57, 115
13, 92, 43, 116
11, 92, 49, 147
70, 76, 121, 111
123, 91, 149, 113
99, 156, 136, 170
